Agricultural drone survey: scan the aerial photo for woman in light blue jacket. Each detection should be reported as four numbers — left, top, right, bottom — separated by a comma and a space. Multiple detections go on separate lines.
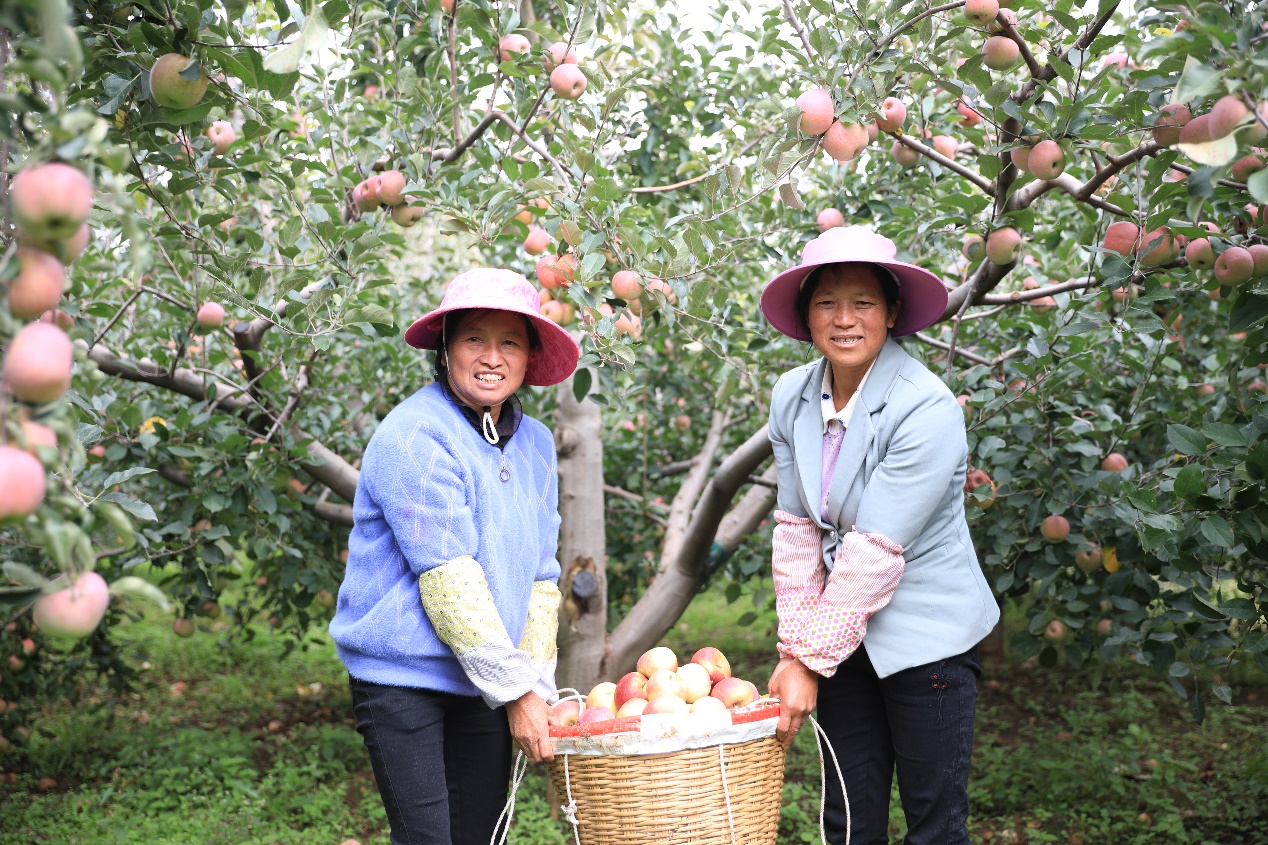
761, 226, 998, 845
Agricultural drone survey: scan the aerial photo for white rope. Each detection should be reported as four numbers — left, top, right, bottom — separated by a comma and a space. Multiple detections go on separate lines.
491, 751, 529, 845
561, 753, 582, 845
808, 715, 850, 845
482, 408, 500, 444
717, 744, 739, 845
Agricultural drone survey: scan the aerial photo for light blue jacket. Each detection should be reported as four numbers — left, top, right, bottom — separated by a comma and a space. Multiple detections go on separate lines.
768, 338, 999, 678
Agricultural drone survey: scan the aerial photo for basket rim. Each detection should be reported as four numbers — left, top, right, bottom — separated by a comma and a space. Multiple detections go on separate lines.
548, 699, 780, 739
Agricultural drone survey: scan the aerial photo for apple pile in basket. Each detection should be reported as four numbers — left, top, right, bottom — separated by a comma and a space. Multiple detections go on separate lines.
548, 646, 768, 729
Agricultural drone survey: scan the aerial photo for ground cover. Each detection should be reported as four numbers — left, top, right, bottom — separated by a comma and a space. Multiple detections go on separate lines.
2, 587, 1264, 845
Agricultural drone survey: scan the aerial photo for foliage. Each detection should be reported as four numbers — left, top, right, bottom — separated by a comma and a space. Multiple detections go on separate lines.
1, 0, 1268, 741
2, 597, 1266, 844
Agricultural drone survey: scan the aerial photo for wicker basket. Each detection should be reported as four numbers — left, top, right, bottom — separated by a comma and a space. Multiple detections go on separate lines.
547, 735, 785, 845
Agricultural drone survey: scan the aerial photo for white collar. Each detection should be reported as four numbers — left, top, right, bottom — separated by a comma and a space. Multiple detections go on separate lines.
820, 359, 875, 433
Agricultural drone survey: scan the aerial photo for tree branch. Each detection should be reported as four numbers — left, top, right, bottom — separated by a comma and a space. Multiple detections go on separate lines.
979, 277, 1099, 303
869, 1, 964, 57
605, 424, 774, 675
892, 132, 995, 194
662, 409, 728, 562
782, 0, 814, 55
78, 341, 361, 503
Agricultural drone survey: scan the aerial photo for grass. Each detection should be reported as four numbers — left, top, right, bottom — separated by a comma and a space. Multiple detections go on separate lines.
1, 584, 1266, 845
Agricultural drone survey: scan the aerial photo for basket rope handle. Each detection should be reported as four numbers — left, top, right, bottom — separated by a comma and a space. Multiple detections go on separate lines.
808, 714, 850, 845
491, 750, 530, 845
717, 744, 739, 845
561, 753, 582, 845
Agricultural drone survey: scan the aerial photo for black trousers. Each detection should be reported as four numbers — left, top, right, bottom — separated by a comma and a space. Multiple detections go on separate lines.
816, 645, 981, 845
349, 676, 513, 845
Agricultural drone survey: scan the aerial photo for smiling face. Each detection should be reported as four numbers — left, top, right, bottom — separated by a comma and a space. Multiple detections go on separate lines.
806, 264, 898, 389
443, 309, 532, 416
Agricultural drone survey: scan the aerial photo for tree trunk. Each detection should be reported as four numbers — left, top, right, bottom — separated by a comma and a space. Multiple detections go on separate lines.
553, 375, 607, 695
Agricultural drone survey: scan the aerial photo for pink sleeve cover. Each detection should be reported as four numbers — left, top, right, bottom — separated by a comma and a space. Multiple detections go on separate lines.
771, 510, 826, 661
784, 528, 905, 678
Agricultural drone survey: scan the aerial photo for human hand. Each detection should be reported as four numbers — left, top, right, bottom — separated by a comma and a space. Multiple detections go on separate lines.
768, 657, 818, 749
505, 690, 554, 762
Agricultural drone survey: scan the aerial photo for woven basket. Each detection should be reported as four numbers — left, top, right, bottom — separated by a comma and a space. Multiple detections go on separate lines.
547, 736, 785, 845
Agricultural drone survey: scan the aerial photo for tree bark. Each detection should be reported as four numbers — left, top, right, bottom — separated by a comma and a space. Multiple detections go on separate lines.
552, 374, 607, 695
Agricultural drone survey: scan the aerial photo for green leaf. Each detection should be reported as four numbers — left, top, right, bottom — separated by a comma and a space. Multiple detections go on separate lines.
1174, 57, 1222, 104
1202, 423, 1247, 448
1174, 465, 1204, 500
1212, 684, 1232, 705
344, 305, 394, 326
778, 182, 804, 210
572, 368, 592, 403
1218, 597, 1256, 619
100, 492, 158, 522
1167, 424, 1207, 456
109, 576, 171, 612
2, 561, 53, 590
1244, 630, 1268, 654
1248, 169, 1268, 204
1199, 516, 1234, 548
263, 5, 330, 74
101, 467, 156, 489
1229, 292, 1268, 334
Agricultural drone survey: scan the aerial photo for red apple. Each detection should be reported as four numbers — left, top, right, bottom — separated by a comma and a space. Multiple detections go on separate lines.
677, 662, 713, 703
710, 676, 757, 709
206, 120, 235, 155
523, 225, 550, 255
645, 694, 689, 715
690, 647, 731, 683
1040, 514, 1070, 543
578, 705, 614, 726
10, 163, 93, 241
172, 617, 195, 637
796, 87, 835, 135
645, 669, 687, 701
1075, 544, 1102, 573
616, 698, 648, 718
690, 696, 727, 713
550, 64, 587, 99
149, 53, 208, 110
498, 34, 531, 63
1101, 453, 1129, 472
546, 42, 579, 70
876, 97, 907, 133
547, 699, 581, 727
636, 646, 678, 677
196, 301, 225, 329
32, 571, 110, 639
612, 270, 643, 301
586, 681, 616, 714
613, 671, 649, 709
3, 322, 73, 404
0, 446, 46, 521
817, 208, 845, 232
8, 248, 65, 320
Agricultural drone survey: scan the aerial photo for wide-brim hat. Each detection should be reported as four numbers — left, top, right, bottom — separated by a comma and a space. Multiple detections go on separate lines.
404, 268, 580, 387
760, 226, 949, 340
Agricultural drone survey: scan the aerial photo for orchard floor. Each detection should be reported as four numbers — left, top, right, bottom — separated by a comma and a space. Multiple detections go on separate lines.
2, 587, 1266, 845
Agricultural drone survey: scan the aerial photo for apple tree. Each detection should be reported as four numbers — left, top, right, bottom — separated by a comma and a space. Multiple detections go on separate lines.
1, 0, 1266, 761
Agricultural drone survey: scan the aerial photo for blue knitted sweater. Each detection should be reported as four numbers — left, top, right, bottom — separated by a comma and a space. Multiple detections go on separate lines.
329, 382, 562, 704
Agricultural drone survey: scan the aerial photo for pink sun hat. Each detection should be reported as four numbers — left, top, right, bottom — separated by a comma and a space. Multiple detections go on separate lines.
760, 226, 949, 340
404, 268, 581, 387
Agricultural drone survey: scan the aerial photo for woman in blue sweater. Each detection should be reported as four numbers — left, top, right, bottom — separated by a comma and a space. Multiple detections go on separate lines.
329, 268, 580, 845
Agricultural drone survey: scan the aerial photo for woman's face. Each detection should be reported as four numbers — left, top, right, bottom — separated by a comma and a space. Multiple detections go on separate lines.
444, 309, 532, 409
806, 264, 897, 376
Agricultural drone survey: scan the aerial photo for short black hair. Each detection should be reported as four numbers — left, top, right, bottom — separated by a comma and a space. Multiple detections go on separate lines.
794, 262, 901, 338
433, 308, 540, 382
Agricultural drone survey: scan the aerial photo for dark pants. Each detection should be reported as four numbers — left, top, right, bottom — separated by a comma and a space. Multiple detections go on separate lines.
816, 645, 980, 845
349, 676, 513, 845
